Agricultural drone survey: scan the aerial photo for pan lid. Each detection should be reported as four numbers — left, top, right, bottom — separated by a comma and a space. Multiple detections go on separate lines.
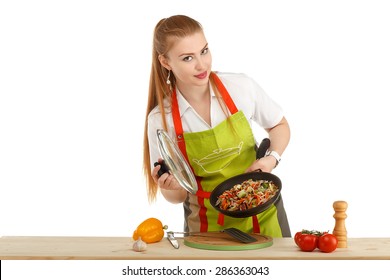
156, 129, 198, 194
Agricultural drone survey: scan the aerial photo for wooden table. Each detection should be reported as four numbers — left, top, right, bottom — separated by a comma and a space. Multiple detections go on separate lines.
1, 236, 390, 260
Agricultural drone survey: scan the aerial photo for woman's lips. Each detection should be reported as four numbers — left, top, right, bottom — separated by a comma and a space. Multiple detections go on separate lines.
195, 71, 208, 79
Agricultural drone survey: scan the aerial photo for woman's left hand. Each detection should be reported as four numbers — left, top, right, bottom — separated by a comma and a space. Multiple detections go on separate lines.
245, 156, 277, 173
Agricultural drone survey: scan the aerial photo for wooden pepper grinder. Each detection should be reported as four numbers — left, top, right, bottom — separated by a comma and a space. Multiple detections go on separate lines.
332, 200, 348, 248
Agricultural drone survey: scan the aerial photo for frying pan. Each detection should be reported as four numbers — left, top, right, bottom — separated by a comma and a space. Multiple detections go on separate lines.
155, 130, 282, 218
209, 138, 282, 218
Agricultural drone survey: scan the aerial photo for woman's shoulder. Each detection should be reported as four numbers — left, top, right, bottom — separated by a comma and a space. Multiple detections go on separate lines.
214, 71, 252, 81
214, 71, 258, 87
214, 71, 260, 92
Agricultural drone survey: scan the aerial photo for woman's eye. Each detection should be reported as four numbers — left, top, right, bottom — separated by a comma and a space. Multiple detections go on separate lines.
183, 56, 193, 62
201, 48, 209, 55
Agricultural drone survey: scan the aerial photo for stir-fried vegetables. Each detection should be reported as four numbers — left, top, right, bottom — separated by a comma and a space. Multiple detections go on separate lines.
215, 179, 279, 211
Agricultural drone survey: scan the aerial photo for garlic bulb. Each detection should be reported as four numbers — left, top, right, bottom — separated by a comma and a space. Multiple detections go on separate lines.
133, 237, 147, 252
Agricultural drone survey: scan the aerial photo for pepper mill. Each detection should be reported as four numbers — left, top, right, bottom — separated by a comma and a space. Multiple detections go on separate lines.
332, 200, 348, 248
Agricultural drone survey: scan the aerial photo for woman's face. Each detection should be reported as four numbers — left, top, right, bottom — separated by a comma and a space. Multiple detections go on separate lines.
164, 31, 212, 90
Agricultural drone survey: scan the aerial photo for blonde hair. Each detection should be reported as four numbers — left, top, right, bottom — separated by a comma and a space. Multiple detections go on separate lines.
143, 15, 204, 202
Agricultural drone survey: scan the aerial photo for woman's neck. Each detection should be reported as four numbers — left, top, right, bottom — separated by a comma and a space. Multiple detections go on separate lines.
177, 84, 209, 104
177, 83, 211, 126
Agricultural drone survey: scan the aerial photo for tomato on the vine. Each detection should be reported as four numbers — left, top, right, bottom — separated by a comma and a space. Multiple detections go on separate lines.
296, 233, 318, 252
318, 233, 338, 253
294, 231, 302, 246
294, 229, 338, 253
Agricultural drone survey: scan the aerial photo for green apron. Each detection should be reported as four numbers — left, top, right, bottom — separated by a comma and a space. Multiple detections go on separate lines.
171, 73, 290, 237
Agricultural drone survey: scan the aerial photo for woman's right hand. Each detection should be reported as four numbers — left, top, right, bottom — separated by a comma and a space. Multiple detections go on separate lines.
152, 159, 188, 203
152, 163, 182, 191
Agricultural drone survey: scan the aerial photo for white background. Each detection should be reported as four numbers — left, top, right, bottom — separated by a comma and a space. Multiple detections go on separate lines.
1, 0, 390, 242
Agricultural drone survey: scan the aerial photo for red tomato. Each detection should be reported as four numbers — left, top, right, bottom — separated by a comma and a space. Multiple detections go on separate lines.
318, 233, 338, 253
294, 232, 302, 246
297, 234, 318, 252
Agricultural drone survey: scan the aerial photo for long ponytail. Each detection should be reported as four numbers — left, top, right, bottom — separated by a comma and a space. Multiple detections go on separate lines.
143, 15, 203, 202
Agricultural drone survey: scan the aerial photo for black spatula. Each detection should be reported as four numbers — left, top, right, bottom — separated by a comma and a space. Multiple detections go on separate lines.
222, 228, 257, 243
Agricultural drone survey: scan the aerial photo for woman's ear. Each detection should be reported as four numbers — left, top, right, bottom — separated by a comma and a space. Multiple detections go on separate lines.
158, 55, 171, 70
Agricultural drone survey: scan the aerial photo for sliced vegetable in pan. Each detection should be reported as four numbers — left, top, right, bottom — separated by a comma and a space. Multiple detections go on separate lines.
215, 179, 279, 211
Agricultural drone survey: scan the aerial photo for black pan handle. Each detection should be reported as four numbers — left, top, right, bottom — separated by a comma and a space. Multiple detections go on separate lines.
154, 160, 169, 177
256, 138, 271, 160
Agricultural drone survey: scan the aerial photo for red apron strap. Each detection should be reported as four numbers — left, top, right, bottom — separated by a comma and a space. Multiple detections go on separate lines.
217, 213, 225, 226
210, 72, 238, 114
252, 216, 261, 234
195, 176, 208, 232
171, 89, 187, 153
195, 189, 211, 199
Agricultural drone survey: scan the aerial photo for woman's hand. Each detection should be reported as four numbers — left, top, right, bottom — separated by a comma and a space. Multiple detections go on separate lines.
246, 116, 290, 173
152, 164, 182, 191
152, 159, 188, 203
245, 156, 277, 173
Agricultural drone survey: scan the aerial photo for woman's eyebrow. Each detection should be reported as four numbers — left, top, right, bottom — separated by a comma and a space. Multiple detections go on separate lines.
179, 43, 208, 57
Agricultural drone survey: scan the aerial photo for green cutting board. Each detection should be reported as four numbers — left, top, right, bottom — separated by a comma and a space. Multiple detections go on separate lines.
183, 232, 273, 251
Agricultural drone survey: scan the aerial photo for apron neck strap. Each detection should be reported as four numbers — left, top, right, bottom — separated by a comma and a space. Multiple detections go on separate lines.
210, 72, 238, 115
171, 89, 188, 162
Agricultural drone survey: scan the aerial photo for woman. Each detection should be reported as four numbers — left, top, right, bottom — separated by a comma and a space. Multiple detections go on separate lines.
143, 15, 291, 237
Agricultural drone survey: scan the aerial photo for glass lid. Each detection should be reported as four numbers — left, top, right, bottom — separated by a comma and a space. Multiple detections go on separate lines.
156, 129, 198, 194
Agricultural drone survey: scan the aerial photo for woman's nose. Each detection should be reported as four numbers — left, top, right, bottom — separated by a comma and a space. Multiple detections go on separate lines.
195, 57, 206, 70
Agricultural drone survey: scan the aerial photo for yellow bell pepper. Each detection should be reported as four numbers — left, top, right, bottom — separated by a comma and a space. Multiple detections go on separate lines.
132, 217, 168, 243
